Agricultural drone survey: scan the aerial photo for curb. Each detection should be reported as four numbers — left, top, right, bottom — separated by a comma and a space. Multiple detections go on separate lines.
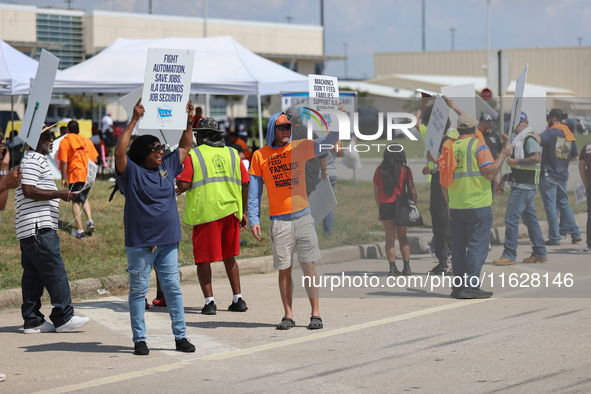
1, 214, 586, 309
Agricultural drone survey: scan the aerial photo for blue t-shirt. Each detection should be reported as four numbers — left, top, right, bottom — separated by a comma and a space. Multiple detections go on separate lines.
117, 149, 183, 247
540, 128, 578, 182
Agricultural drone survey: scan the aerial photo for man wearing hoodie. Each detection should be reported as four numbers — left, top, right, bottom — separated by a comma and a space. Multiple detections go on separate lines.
248, 109, 341, 331
539, 109, 581, 246
493, 112, 547, 266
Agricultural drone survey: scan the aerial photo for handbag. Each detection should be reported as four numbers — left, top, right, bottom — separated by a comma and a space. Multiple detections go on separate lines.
393, 167, 423, 227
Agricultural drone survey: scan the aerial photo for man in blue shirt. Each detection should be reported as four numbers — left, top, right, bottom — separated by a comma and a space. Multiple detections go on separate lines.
539, 109, 581, 245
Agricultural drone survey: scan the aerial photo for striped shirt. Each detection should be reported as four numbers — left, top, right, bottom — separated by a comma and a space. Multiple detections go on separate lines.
15, 151, 60, 240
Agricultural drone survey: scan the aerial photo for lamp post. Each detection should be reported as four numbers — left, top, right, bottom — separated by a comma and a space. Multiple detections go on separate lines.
450, 27, 456, 50
344, 43, 348, 79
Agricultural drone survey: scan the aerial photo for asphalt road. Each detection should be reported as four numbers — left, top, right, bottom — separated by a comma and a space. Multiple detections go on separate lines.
1, 238, 590, 393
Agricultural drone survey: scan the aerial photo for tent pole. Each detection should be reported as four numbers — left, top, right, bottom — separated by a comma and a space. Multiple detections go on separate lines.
257, 94, 263, 148
10, 95, 14, 168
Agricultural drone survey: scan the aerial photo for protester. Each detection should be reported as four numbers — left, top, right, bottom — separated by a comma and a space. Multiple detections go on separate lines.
59, 126, 67, 137
479, 113, 506, 195
374, 147, 416, 276
16, 127, 90, 334
56, 120, 99, 240
578, 140, 591, 253
225, 130, 252, 162
191, 106, 203, 129
248, 107, 341, 331
0, 130, 20, 384
176, 118, 250, 315
445, 97, 486, 145
439, 113, 512, 299
493, 112, 547, 265
101, 111, 113, 138
113, 98, 195, 355
416, 99, 454, 275
539, 109, 581, 245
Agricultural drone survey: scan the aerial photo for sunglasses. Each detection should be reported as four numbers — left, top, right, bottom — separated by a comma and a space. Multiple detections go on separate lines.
276, 124, 291, 131
151, 144, 167, 153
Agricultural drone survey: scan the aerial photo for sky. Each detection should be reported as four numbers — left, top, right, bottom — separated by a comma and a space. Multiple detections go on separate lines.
3, 0, 591, 79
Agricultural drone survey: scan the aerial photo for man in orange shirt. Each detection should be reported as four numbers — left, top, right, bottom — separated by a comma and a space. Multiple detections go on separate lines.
56, 121, 99, 240
248, 111, 340, 330
225, 131, 252, 162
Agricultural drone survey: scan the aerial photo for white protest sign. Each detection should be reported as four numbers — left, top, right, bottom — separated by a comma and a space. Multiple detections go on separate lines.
441, 83, 476, 129
79, 160, 97, 192
140, 48, 195, 131
281, 92, 355, 135
521, 89, 546, 135
507, 64, 529, 141
575, 182, 587, 204
308, 178, 338, 226
120, 88, 181, 145
423, 94, 450, 160
416, 88, 439, 98
475, 94, 498, 121
20, 49, 59, 148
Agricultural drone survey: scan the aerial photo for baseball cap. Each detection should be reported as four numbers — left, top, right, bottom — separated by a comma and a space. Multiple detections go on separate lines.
479, 113, 493, 122
457, 113, 478, 129
548, 108, 567, 120
519, 111, 528, 122
276, 113, 291, 125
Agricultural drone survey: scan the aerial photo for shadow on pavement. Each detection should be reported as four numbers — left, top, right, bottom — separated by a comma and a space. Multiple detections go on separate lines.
20, 342, 130, 354
187, 321, 276, 329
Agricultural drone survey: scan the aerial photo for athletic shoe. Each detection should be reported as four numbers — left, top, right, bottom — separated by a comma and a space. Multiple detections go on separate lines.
23, 321, 56, 334
152, 296, 167, 307
70, 230, 85, 240
522, 255, 548, 264
134, 341, 149, 356
493, 256, 516, 266
572, 236, 582, 244
545, 240, 561, 246
228, 297, 248, 312
0, 372, 5, 382
458, 288, 493, 299
577, 246, 591, 253
56, 316, 90, 333
175, 338, 196, 353
201, 301, 217, 315
86, 220, 95, 236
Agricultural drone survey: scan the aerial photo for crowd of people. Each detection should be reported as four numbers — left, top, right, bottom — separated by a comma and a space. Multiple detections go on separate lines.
0, 94, 588, 360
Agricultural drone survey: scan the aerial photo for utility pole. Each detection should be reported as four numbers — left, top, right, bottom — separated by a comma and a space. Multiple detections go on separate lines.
486, 0, 490, 75
65, 0, 74, 9
578, 37, 583, 47
320, 0, 325, 73
149, 0, 152, 14
421, 0, 426, 51
450, 27, 456, 50
286, 16, 293, 23
204, 0, 209, 117
344, 43, 348, 79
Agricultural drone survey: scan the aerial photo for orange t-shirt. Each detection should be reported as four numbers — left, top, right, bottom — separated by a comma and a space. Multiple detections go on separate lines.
56, 133, 99, 184
249, 139, 316, 216
235, 137, 252, 162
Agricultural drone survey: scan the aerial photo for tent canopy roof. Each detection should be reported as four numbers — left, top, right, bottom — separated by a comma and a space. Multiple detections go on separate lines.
0, 39, 40, 95
54, 36, 309, 95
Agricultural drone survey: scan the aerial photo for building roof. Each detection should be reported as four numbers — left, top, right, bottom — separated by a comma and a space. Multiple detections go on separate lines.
339, 80, 416, 98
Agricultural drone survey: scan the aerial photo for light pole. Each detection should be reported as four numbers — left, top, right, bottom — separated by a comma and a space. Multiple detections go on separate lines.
148, 0, 152, 14
344, 43, 348, 79
286, 16, 293, 23
578, 37, 583, 46
450, 27, 456, 50
421, 0, 426, 51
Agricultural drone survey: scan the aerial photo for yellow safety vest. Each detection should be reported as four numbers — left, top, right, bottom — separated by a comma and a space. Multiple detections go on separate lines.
184, 145, 242, 226
448, 137, 491, 209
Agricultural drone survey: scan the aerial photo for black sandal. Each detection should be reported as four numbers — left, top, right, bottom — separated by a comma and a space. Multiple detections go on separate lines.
276, 317, 296, 330
308, 316, 323, 330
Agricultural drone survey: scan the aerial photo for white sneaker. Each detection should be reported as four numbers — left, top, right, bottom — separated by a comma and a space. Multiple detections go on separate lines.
56, 316, 90, 333
23, 321, 55, 334
0, 372, 5, 382
577, 246, 591, 253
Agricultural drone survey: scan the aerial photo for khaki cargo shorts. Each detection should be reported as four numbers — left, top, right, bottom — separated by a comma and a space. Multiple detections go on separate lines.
269, 213, 322, 270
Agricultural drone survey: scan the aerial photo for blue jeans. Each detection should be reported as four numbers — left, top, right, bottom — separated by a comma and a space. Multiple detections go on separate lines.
126, 244, 186, 343
538, 175, 580, 243
502, 188, 546, 260
20, 228, 74, 329
322, 176, 338, 236
450, 207, 493, 290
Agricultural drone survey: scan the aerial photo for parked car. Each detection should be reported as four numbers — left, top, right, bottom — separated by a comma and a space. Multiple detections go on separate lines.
565, 118, 588, 134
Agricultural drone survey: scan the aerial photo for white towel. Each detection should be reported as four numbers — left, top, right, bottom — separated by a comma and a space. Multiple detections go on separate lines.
511, 126, 533, 168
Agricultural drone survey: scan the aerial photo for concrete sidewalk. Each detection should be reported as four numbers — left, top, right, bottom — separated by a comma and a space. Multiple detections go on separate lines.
0, 214, 587, 310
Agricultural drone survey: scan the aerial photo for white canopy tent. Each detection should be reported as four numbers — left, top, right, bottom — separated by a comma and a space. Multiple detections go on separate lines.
0, 39, 39, 95
54, 36, 310, 146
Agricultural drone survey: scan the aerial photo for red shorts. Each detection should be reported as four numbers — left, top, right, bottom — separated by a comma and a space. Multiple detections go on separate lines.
192, 214, 240, 263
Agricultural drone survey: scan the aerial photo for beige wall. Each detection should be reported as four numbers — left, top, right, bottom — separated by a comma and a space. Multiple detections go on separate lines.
0, 6, 37, 43
88, 12, 322, 57
375, 47, 591, 97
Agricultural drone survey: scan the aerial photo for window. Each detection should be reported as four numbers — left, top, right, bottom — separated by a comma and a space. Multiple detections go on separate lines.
36, 13, 84, 69
281, 61, 298, 72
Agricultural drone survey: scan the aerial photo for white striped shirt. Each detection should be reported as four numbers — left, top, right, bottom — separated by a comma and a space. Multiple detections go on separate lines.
15, 151, 60, 240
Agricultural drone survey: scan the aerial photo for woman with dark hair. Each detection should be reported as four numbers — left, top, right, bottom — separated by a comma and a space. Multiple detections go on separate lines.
114, 98, 196, 356
373, 146, 417, 276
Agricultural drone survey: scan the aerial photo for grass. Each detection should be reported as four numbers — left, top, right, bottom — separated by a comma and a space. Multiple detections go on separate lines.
0, 170, 587, 289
